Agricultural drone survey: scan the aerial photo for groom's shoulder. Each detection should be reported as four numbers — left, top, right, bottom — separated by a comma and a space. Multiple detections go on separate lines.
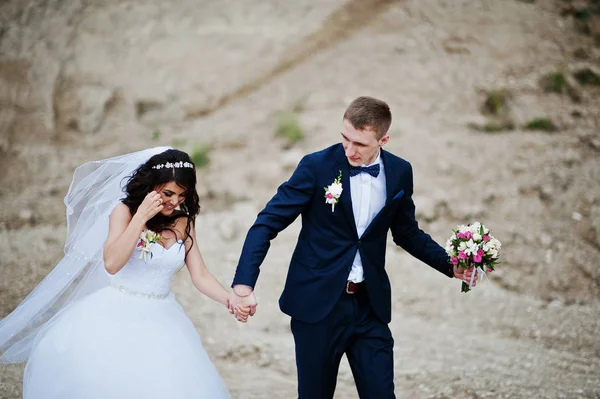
289, 144, 339, 173
305, 144, 340, 161
383, 149, 411, 169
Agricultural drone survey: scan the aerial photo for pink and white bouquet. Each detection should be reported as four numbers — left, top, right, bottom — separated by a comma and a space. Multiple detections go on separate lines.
445, 222, 501, 292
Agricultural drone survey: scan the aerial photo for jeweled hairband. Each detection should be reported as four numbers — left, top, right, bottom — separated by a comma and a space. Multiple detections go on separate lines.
152, 161, 194, 170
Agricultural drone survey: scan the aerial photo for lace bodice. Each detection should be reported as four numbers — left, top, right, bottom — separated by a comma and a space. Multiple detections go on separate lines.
108, 241, 186, 298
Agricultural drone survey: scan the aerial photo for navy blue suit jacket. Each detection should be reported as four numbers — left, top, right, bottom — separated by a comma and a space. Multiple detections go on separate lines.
232, 144, 453, 324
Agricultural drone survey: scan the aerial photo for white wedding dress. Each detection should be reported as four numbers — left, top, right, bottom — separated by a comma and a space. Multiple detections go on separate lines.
22, 240, 231, 399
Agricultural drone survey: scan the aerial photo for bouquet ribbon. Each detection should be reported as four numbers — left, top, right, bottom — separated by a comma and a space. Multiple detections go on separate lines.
465, 266, 487, 292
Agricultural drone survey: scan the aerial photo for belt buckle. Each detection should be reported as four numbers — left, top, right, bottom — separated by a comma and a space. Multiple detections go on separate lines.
345, 281, 355, 294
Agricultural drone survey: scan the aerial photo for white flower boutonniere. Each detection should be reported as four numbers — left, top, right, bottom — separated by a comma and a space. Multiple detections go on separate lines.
324, 170, 343, 212
136, 229, 163, 262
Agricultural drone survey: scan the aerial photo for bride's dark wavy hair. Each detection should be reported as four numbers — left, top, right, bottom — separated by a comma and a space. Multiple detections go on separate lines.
122, 149, 200, 257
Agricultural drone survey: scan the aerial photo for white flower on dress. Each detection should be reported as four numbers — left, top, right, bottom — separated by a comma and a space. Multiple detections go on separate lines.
136, 229, 163, 262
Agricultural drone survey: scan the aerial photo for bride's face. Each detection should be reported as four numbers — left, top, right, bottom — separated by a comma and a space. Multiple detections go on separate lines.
154, 181, 187, 215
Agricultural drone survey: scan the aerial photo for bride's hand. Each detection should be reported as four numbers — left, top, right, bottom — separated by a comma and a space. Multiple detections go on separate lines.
136, 191, 164, 222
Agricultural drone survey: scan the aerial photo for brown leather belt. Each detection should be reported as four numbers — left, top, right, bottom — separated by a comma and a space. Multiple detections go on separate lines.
345, 281, 363, 294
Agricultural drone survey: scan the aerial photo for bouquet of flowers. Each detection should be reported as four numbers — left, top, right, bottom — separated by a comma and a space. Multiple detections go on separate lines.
136, 229, 163, 262
445, 222, 501, 292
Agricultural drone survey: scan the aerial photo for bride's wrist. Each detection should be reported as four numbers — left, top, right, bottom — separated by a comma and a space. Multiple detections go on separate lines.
131, 214, 148, 228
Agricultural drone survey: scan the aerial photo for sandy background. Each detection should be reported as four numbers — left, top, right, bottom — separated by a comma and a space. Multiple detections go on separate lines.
1, 0, 599, 397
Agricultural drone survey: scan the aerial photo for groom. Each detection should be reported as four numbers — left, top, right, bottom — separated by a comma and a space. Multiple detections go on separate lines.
229, 96, 475, 398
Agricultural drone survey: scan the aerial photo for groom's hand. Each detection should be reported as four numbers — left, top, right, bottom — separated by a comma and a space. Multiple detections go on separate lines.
452, 265, 478, 287
228, 285, 258, 322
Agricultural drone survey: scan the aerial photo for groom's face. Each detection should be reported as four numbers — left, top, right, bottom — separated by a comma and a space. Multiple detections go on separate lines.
341, 119, 389, 166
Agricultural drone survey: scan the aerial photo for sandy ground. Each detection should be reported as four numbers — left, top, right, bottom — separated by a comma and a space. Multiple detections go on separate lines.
1, 0, 600, 398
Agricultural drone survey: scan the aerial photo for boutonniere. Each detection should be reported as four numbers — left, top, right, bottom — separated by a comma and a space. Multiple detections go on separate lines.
136, 229, 163, 262
324, 170, 343, 212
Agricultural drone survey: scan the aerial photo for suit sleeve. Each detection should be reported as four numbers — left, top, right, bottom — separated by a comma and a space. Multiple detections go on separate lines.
390, 163, 453, 278
232, 155, 316, 288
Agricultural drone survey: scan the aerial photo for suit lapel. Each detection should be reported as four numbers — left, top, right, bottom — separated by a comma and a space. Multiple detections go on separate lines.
332, 146, 400, 237
381, 149, 398, 206
359, 149, 398, 238
334, 145, 358, 236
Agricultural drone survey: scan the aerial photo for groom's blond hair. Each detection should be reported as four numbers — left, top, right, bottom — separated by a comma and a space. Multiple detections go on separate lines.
343, 96, 392, 139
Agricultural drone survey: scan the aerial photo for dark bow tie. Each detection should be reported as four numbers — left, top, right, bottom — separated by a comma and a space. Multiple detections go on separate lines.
349, 164, 380, 178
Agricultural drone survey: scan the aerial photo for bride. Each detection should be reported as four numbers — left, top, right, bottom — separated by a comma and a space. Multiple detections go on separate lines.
0, 147, 248, 398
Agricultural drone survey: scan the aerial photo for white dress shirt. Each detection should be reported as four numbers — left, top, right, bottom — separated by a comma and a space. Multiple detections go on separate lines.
347, 152, 387, 283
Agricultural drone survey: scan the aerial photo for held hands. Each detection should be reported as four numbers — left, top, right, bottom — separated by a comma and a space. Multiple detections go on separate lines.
227, 285, 258, 323
229, 303, 252, 323
453, 265, 478, 288
137, 191, 164, 222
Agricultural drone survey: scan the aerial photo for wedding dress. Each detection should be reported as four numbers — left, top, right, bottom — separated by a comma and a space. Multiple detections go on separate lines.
22, 237, 231, 399
0, 147, 231, 398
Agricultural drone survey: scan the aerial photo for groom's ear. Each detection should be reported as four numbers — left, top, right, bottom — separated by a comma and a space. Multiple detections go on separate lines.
379, 135, 390, 146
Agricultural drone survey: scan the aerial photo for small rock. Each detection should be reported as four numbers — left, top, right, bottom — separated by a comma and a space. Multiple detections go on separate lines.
19, 209, 33, 221
548, 299, 564, 309
539, 233, 553, 247
538, 185, 554, 202
591, 206, 600, 247
561, 148, 581, 165
545, 249, 553, 264
589, 138, 600, 151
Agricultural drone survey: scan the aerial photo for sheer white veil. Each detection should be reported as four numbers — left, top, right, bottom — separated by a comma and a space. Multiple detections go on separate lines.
0, 146, 171, 363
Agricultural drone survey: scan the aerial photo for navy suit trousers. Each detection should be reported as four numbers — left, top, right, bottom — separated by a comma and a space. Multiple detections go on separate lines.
290, 290, 395, 399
